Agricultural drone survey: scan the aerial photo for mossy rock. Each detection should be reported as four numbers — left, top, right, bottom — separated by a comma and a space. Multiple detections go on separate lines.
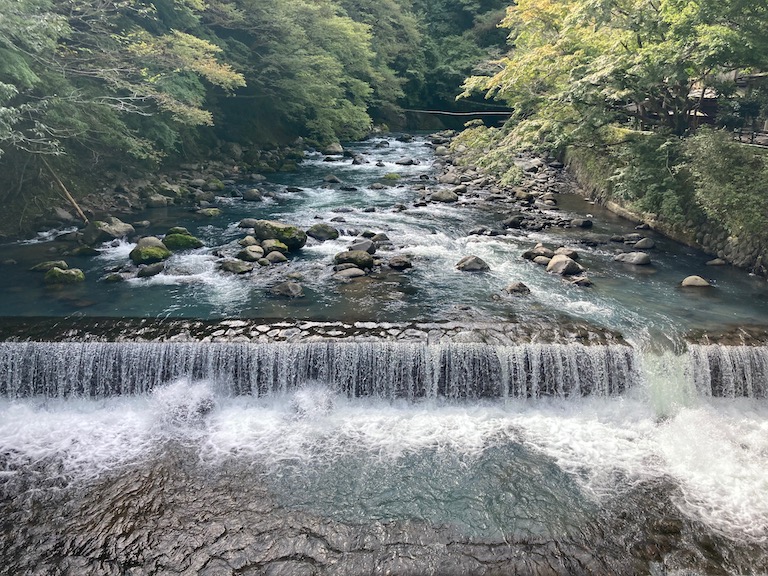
129, 237, 171, 265
197, 208, 222, 218
238, 219, 307, 251
382, 173, 401, 181
163, 233, 204, 250
166, 226, 191, 236
44, 267, 85, 284
30, 260, 68, 272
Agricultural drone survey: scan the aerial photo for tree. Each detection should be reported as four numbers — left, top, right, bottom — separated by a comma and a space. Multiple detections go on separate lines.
462, 0, 768, 150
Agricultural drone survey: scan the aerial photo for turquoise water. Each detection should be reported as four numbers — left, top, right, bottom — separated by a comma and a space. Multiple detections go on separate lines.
1, 134, 767, 339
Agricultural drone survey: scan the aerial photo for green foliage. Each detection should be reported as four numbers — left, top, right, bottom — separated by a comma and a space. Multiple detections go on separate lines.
463, 0, 768, 149
606, 132, 689, 224
685, 128, 768, 238
451, 122, 523, 186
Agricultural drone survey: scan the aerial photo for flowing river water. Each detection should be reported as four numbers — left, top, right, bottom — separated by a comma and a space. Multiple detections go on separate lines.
1, 135, 768, 575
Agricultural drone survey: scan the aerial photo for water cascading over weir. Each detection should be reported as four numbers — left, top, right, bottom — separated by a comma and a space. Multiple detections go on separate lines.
1, 318, 766, 400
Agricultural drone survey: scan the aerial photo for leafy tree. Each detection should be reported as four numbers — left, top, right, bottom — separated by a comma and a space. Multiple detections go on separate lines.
463, 0, 768, 150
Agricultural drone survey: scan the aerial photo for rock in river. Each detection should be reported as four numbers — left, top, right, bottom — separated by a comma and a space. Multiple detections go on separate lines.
456, 255, 490, 272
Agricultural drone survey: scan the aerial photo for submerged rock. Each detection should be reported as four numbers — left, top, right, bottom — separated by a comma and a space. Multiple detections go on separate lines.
270, 281, 304, 298
137, 262, 165, 278
504, 281, 531, 295
219, 259, 253, 274
614, 252, 651, 265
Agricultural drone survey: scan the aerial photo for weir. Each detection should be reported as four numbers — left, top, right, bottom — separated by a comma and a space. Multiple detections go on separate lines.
0, 340, 637, 399
1, 338, 766, 400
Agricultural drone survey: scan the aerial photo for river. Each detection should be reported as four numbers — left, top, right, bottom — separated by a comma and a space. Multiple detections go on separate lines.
1, 134, 767, 575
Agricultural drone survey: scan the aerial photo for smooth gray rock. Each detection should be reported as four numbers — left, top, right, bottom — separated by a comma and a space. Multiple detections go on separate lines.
456, 255, 490, 272
681, 275, 711, 287
547, 254, 585, 276
270, 281, 304, 297
614, 252, 651, 265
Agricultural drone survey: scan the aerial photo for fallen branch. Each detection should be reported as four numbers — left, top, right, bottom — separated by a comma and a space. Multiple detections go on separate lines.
41, 157, 89, 225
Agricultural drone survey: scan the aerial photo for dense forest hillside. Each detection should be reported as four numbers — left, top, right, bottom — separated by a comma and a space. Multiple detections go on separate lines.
0, 0, 507, 235
2, 0, 768, 250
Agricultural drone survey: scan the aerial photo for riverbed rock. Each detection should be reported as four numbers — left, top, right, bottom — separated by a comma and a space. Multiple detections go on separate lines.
335, 267, 366, 279
334, 250, 374, 269
196, 208, 221, 217
388, 255, 413, 270
504, 281, 531, 295
241, 188, 263, 201
146, 194, 170, 208
456, 255, 490, 272
614, 252, 652, 265
236, 245, 265, 261
533, 256, 552, 266
349, 239, 376, 254
137, 262, 165, 278
522, 244, 555, 260
129, 237, 171, 265
323, 174, 342, 184
270, 281, 304, 298
431, 189, 459, 203
239, 219, 307, 250
570, 218, 593, 229
238, 236, 259, 247
569, 276, 593, 287
219, 259, 253, 274
634, 237, 656, 250
163, 233, 204, 250
681, 275, 711, 287
265, 251, 288, 264
261, 239, 288, 255
30, 260, 68, 272
306, 223, 340, 241
322, 142, 344, 155
706, 258, 726, 266
547, 254, 585, 276
83, 216, 135, 245
44, 267, 85, 284
554, 247, 579, 260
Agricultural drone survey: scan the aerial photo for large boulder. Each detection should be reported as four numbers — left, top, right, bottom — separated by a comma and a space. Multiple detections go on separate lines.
129, 237, 171, 265
681, 275, 711, 287
44, 267, 85, 284
241, 188, 263, 201
238, 219, 307, 251
634, 237, 656, 250
547, 254, 585, 276
334, 250, 374, 269
614, 252, 651, 265
83, 216, 135, 245
456, 255, 490, 272
137, 262, 165, 278
306, 223, 339, 241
